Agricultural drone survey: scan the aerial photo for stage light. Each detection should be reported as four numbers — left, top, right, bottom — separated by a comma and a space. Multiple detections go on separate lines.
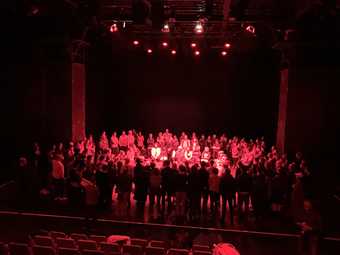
171, 50, 177, 55
221, 51, 227, 56
194, 22, 204, 34
194, 50, 200, 56
133, 40, 139, 46
162, 23, 170, 33
191, 43, 197, 48
110, 23, 118, 33
162, 42, 168, 47
246, 25, 256, 34
147, 48, 153, 54
224, 43, 231, 48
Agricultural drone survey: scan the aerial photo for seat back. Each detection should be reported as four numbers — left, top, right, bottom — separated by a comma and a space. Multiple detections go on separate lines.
78, 240, 98, 251
149, 241, 166, 248
9, 242, 30, 255
58, 247, 80, 255
122, 244, 143, 255
49, 231, 66, 239
89, 235, 107, 244
145, 246, 165, 255
99, 242, 121, 253
33, 236, 54, 247
193, 251, 212, 255
167, 248, 189, 255
32, 245, 56, 255
70, 233, 88, 241
82, 250, 105, 255
55, 238, 76, 249
192, 245, 211, 252
130, 239, 148, 249
0, 242, 8, 255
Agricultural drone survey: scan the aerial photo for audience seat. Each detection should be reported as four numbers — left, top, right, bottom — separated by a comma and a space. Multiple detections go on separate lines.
99, 242, 121, 254
193, 251, 212, 255
89, 235, 107, 243
58, 247, 81, 255
145, 246, 165, 255
71, 233, 88, 241
32, 245, 56, 255
81, 250, 105, 255
78, 240, 98, 251
122, 244, 143, 255
0, 242, 8, 255
33, 236, 54, 247
130, 239, 148, 249
55, 238, 77, 249
167, 248, 189, 255
192, 245, 211, 252
8, 242, 30, 255
149, 241, 166, 248
49, 231, 66, 239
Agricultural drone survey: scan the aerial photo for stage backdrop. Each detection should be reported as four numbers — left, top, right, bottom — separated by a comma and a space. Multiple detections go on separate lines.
86, 40, 280, 143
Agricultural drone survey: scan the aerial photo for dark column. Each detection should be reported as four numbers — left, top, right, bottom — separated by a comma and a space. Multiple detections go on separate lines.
71, 40, 88, 142
276, 68, 289, 154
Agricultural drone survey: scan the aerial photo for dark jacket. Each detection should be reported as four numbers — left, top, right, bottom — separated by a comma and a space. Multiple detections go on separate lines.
220, 173, 237, 197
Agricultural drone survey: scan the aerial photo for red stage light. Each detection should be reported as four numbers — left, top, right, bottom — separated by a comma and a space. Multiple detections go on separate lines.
224, 43, 231, 48
191, 43, 197, 48
147, 49, 153, 54
110, 24, 118, 33
162, 42, 168, 47
133, 40, 139, 46
171, 50, 176, 55
221, 51, 227, 56
194, 50, 200, 56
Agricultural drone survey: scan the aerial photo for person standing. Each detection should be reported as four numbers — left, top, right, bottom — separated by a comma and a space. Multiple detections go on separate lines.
175, 165, 188, 222
199, 161, 210, 214
209, 168, 221, 214
51, 154, 65, 198
149, 163, 161, 209
133, 159, 149, 218
220, 167, 237, 225
188, 164, 203, 222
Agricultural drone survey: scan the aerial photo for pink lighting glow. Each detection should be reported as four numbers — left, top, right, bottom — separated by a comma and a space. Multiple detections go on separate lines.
133, 40, 139, 46
147, 49, 153, 54
191, 43, 197, 48
194, 50, 200, 56
221, 51, 227, 56
110, 24, 118, 33
171, 50, 177, 55
246, 25, 256, 34
162, 42, 168, 47
224, 43, 231, 48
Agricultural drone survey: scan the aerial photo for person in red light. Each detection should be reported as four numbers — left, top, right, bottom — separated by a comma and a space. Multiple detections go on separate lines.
137, 131, 144, 150
181, 135, 191, 150
110, 132, 119, 154
99, 131, 109, 152
127, 130, 135, 149
201, 146, 211, 163
119, 131, 128, 152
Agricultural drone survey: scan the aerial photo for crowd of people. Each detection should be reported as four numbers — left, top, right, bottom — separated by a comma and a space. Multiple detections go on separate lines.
17, 129, 314, 227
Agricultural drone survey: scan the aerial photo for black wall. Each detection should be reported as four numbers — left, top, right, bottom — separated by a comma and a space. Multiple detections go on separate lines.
86, 40, 281, 142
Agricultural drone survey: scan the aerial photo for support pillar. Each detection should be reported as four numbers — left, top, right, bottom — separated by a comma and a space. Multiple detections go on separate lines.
71, 40, 88, 142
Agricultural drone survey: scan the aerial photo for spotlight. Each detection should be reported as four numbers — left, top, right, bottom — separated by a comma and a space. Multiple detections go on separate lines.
245, 25, 256, 34
147, 49, 153, 54
171, 50, 177, 55
221, 51, 227, 56
194, 22, 204, 34
133, 40, 139, 46
162, 23, 170, 33
162, 42, 168, 47
110, 23, 118, 33
194, 50, 200, 56
224, 43, 231, 48
191, 43, 197, 48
